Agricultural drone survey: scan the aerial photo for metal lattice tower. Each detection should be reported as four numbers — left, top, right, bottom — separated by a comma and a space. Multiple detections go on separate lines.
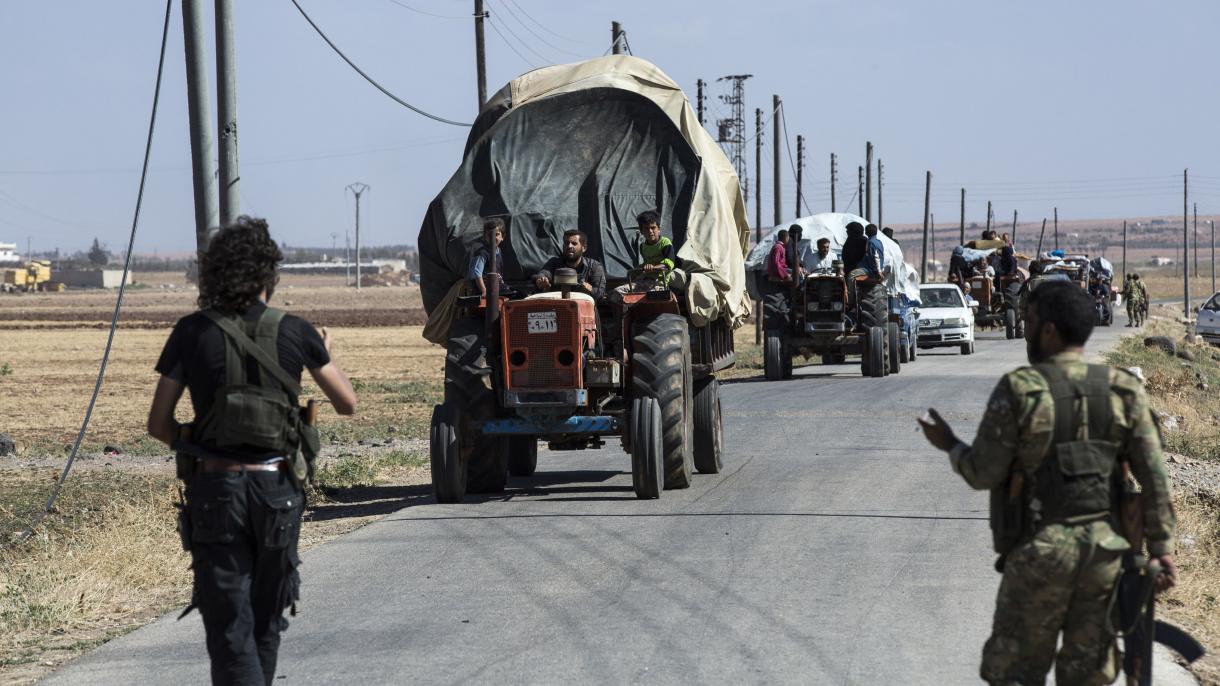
716, 74, 752, 199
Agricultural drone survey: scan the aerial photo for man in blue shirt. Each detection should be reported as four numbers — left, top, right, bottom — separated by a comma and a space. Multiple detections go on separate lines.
466, 217, 506, 296
861, 223, 886, 279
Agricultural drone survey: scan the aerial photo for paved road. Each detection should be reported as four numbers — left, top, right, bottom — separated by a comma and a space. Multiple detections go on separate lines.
46, 316, 1193, 685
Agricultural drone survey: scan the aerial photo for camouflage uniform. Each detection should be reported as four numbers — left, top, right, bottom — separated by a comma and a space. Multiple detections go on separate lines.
948, 352, 1175, 686
1121, 280, 1146, 321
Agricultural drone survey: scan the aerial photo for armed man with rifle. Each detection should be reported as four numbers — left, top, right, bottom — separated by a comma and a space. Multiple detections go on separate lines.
917, 281, 1181, 686
147, 218, 357, 685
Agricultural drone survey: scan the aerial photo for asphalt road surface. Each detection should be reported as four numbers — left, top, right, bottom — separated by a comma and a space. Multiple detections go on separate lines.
46, 314, 1195, 685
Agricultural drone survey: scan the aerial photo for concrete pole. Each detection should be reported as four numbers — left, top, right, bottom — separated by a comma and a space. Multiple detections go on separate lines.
1122, 220, 1127, 283
1212, 220, 1216, 295
611, 21, 622, 55
1184, 169, 1190, 319
985, 200, 992, 235
1193, 202, 1199, 277
877, 158, 883, 229
1037, 218, 1047, 255
696, 79, 706, 126
772, 95, 781, 226
921, 171, 931, 281
857, 166, 863, 217
795, 135, 804, 217
182, 0, 219, 258
1011, 210, 1018, 250
474, 0, 487, 109
215, 0, 240, 225
754, 107, 762, 345
830, 153, 837, 212
347, 183, 369, 291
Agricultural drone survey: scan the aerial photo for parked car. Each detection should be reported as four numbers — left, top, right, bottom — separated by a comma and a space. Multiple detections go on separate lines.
917, 284, 976, 355
1198, 291, 1220, 347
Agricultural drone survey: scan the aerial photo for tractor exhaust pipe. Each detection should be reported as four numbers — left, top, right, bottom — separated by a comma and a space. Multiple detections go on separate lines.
484, 272, 501, 340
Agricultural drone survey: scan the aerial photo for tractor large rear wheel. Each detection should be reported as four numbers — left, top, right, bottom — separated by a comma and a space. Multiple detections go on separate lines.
692, 377, 723, 474
631, 397, 663, 499
632, 314, 693, 490
857, 281, 888, 331
430, 403, 465, 504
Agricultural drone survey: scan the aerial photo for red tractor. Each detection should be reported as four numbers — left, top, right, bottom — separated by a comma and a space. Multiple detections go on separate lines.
431, 269, 733, 502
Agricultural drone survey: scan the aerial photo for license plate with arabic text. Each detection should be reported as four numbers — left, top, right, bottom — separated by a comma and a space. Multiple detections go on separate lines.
527, 311, 558, 334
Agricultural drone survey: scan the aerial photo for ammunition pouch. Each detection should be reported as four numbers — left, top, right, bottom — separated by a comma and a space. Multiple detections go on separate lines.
990, 474, 1028, 557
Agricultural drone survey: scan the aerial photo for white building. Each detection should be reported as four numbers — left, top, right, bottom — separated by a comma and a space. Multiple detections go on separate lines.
0, 242, 19, 264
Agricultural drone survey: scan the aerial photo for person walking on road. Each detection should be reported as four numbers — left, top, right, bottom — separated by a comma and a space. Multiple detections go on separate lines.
1122, 273, 1147, 327
147, 218, 358, 686
916, 281, 1176, 686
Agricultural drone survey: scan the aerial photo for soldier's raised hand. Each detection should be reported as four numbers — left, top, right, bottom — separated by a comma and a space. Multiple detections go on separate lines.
917, 408, 958, 451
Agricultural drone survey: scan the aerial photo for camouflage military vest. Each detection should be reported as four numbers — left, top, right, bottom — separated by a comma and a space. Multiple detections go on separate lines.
1030, 363, 1119, 524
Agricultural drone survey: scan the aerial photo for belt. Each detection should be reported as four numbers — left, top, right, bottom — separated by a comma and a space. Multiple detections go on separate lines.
198, 456, 288, 473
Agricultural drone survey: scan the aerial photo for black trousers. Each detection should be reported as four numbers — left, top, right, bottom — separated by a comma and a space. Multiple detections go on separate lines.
185, 470, 303, 686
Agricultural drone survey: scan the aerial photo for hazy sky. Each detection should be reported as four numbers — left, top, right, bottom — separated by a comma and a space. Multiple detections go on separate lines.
3, 0, 1220, 254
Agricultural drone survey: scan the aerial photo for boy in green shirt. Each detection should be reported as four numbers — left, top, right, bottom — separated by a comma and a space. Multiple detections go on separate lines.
614, 210, 677, 301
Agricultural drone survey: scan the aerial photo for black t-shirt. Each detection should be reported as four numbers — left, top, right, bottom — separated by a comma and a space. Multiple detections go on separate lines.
155, 303, 330, 424
841, 235, 867, 273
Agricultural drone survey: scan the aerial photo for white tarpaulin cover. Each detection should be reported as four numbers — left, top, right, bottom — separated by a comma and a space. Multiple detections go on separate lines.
744, 212, 921, 302
417, 55, 751, 343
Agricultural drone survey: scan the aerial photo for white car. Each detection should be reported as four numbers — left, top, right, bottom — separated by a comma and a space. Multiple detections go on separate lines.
917, 284, 976, 355
1198, 292, 1220, 346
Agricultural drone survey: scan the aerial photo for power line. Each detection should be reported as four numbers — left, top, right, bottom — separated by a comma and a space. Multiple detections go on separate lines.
492, 0, 585, 58
0, 189, 107, 230
486, 16, 540, 68
778, 103, 812, 215
16, 0, 173, 545
505, 0, 583, 44
384, 0, 467, 19
485, 2, 555, 65
288, 0, 470, 126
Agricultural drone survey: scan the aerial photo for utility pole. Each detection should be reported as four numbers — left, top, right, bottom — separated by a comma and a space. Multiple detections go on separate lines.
857, 166, 863, 217
830, 153, 837, 212
877, 159, 884, 229
1054, 207, 1059, 250
921, 171, 931, 281
347, 183, 369, 291
772, 94, 781, 225
754, 107, 762, 345
864, 141, 873, 222
1183, 169, 1190, 319
1121, 220, 1127, 283
1037, 218, 1047, 255
216, 0, 240, 225
795, 135, 805, 217
474, 0, 487, 109
1193, 202, 1199, 277
985, 200, 992, 235
716, 75, 752, 202
1011, 210, 1018, 250
930, 213, 936, 278
182, 0, 218, 258
1212, 219, 1216, 295
960, 188, 965, 244
345, 232, 351, 286
611, 21, 622, 55
696, 79, 706, 126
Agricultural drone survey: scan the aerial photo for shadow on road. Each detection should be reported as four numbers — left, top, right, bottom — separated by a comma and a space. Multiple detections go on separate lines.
306, 483, 434, 522
393, 510, 987, 522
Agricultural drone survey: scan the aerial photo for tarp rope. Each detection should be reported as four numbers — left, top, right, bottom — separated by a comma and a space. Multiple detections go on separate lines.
13, 0, 173, 545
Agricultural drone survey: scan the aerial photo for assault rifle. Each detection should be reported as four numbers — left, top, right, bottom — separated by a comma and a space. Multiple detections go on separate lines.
1115, 464, 1204, 685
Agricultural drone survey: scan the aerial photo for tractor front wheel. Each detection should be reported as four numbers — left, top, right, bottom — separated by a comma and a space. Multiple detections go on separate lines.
508, 436, 538, 477
764, 330, 785, 381
692, 377, 723, 474
631, 397, 663, 499
1004, 308, 1016, 339
632, 314, 693, 490
430, 403, 466, 504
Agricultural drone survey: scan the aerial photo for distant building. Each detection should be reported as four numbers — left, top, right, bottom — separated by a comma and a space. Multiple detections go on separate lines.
55, 269, 134, 288
1149, 256, 1174, 267
0, 242, 19, 263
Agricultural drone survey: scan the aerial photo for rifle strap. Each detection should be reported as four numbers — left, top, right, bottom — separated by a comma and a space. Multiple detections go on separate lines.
203, 308, 302, 396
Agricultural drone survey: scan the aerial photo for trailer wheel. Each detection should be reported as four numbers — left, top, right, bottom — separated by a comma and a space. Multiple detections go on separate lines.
1004, 308, 1016, 339
632, 314, 693, 490
430, 403, 466, 504
887, 322, 901, 375
507, 436, 538, 477
692, 377, 723, 474
864, 326, 886, 378
764, 329, 785, 381
631, 397, 663, 499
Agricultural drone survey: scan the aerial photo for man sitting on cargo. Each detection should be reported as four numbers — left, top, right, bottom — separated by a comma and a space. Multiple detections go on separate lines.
610, 210, 680, 302
532, 229, 606, 301
767, 229, 793, 285
466, 217, 507, 296
841, 222, 868, 273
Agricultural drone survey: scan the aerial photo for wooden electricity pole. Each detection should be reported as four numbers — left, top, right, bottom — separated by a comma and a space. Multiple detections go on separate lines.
1184, 169, 1190, 318
921, 170, 931, 280
1011, 210, 1018, 250
611, 21, 623, 54
1122, 220, 1127, 282
754, 107, 762, 345
959, 188, 965, 245
985, 200, 992, 235
877, 159, 884, 229
864, 141, 873, 221
1212, 219, 1216, 295
1037, 218, 1047, 255
795, 135, 805, 217
772, 95, 781, 226
857, 166, 863, 217
1194, 202, 1199, 277
696, 79, 705, 126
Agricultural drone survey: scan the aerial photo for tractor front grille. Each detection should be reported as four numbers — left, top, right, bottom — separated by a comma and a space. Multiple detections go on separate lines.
502, 299, 583, 389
